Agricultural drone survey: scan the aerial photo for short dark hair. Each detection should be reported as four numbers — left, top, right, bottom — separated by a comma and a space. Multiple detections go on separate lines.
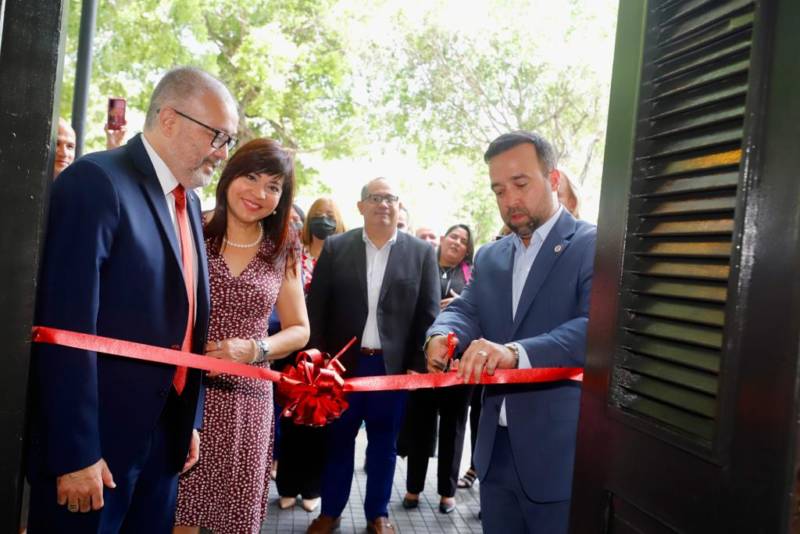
483, 131, 557, 176
205, 138, 297, 275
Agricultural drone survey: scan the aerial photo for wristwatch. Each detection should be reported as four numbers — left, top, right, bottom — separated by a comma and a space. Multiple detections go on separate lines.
255, 339, 271, 363
504, 342, 520, 368
423, 333, 447, 353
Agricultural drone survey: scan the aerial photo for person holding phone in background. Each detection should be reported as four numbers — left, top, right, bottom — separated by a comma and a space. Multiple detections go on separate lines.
105, 97, 128, 150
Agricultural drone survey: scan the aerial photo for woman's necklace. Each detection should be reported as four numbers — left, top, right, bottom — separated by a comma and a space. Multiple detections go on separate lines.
440, 264, 455, 279
224, 225, 263, 248
440, 264, 457, 297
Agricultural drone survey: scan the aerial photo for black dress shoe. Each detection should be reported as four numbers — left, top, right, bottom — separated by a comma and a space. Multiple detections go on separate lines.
402, 497, 419, 509
439, 500, 456, 514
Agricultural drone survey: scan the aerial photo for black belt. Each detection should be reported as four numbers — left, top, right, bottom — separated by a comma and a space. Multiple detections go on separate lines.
360, 347, 383, 356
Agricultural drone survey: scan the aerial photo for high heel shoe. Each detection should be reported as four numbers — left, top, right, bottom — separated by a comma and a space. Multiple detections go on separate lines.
278, 496, 296, 510
270, 459, 278, 481
457, 468, 477, 489
402, 495, 420, 509
439, 498, 456, 514
301, 497, 320, 512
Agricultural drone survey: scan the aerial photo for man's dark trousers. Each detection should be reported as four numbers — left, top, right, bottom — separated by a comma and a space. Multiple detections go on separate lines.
319, 353, 407, 520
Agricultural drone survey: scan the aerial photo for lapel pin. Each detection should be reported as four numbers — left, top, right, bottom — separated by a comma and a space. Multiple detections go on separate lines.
554, 244, 563, 254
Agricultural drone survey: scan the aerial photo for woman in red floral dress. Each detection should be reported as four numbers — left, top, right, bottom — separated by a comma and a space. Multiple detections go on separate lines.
174, 139, 309, 534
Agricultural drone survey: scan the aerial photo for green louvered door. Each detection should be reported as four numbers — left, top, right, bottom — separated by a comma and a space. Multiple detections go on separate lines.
571, 0, 800, 532
612, 0, 752, 455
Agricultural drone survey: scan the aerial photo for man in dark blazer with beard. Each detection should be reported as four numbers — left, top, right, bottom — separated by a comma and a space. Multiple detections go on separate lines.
305, 177, 440, 534
28, 67, 239, 533
426, 131, 596, 534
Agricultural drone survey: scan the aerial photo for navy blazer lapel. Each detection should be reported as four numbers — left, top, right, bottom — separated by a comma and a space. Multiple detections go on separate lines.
379, 233, 405, 304
493, 237, 516, 338
128, 134, 183, 269
511, 211, 576, 338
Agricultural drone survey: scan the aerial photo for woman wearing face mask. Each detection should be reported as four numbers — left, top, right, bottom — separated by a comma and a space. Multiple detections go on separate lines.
299, 198, 345, 294
274, 197, 346, 512
398, 224, 475, 514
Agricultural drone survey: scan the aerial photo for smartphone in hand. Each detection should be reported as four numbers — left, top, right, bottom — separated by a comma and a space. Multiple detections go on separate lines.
107, 97, 127, 130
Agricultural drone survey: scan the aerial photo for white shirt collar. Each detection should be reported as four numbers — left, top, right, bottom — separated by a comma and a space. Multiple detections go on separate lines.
512, 205, 563, 252
361, 227, 399, 250
141, 133, 179, 196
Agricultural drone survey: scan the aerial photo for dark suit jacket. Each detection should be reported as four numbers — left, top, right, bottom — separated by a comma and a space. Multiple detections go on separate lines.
428, 210, 596, 502
30, 134, 209, 478
306, 228, 439, 376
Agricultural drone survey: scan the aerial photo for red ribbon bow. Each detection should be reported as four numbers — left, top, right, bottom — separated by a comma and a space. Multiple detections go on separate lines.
275, 337, 356, 427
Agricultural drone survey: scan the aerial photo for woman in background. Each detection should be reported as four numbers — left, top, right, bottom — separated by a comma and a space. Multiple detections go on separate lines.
269, 203, 306, 480
174, 139, 309, 534
557, 168, 581, 219
298, 197, 346, 295
399, 224, 475, 514
275, 197, 346, 512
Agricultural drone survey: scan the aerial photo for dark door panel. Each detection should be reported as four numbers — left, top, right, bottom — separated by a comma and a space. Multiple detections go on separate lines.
572, 0, 800, 532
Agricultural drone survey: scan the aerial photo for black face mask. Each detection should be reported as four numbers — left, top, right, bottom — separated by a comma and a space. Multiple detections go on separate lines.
309, 216, 337, 240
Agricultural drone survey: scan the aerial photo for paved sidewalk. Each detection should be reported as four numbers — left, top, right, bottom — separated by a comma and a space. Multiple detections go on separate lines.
261, 426, 482, 533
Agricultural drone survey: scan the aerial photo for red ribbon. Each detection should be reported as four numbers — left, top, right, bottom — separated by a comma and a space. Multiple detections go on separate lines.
274, 338, 354, 427
31, 326, 582, 426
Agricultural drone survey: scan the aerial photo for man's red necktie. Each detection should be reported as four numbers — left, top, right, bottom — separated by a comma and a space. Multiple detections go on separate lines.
172, 185, 194, 395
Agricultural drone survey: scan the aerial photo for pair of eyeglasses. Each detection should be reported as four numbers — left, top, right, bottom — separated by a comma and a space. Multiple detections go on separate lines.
168, 108, 239, 151
366, 193, 399, 205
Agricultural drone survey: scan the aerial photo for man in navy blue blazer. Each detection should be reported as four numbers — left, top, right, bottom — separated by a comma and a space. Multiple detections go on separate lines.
28, 67, 239, 533
426, 131, 596, 533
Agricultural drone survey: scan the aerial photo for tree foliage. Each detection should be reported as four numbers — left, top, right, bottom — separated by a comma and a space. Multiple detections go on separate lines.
381, 27, 603, 166
60, 0, 615, 239
362, 1, 612, 241
62, 0, 360, 190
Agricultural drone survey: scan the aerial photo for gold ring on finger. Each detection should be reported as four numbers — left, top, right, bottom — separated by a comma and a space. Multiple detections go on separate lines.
68, 502, 79, 512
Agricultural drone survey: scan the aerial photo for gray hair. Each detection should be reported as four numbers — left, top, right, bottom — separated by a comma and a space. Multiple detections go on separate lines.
144, 67, 237, 130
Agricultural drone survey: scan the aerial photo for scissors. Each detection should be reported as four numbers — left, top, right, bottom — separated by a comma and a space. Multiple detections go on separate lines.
443, 332, 457, 372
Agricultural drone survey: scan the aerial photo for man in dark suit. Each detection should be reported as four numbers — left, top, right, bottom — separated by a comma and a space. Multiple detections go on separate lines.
305, 178, 440, 534
426, 131, 596, 533
28, 67, 239, 533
